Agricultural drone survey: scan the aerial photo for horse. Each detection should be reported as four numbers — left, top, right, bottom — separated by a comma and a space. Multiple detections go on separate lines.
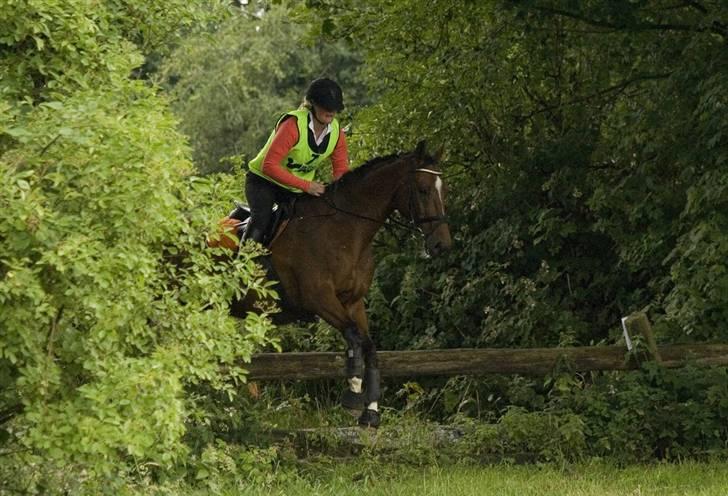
229, 141, 452, 427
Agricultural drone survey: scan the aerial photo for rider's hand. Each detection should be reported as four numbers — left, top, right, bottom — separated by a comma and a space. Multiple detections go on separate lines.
306, 181, 325, 196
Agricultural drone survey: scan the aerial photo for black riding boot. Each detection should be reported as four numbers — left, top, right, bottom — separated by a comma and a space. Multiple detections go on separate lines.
241, 225, 266, 246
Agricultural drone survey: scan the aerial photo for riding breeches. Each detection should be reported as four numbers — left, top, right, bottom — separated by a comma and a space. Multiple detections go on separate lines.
244, 171, 297, 242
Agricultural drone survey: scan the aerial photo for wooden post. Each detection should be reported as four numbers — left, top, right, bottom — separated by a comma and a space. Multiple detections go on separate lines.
623, 312, 663, 364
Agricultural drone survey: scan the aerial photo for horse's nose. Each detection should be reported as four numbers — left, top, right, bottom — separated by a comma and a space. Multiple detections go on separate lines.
427, 238, 447, 256
425, 225, 452, 256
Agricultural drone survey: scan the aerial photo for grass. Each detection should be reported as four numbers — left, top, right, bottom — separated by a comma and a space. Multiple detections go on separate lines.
223, 461, 728, 496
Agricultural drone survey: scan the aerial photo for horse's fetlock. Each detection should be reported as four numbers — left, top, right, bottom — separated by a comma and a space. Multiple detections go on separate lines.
358, 408, 381, 429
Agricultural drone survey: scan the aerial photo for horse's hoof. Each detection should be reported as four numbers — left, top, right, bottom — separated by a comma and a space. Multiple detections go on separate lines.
358, 409, 381, 429
341, 389, 365, 412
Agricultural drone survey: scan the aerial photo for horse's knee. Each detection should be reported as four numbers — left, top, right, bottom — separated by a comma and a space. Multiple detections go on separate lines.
343, 326, 364, 378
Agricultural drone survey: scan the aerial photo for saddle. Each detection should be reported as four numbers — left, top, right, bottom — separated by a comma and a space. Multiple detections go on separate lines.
208, 201, 308, 321
207, 200, 293, 251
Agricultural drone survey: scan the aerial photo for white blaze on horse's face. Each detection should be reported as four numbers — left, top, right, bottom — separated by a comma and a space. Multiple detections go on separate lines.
434, 176, 444, 216
414, 168, 446, 216
413, 168, 452, 256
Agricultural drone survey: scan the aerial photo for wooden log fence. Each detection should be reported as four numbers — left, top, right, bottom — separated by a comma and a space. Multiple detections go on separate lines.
246, 343, 728, 380
245, 314, 728, 380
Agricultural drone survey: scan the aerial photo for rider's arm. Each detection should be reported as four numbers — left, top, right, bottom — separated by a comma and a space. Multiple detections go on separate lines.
331, 129, 350, 181
261, 117, 311, 192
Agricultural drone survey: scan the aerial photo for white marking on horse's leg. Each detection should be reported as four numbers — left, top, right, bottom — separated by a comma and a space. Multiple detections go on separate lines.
349, 377, 362, 394
366, 401, 378, 412
435, 177, 445, 215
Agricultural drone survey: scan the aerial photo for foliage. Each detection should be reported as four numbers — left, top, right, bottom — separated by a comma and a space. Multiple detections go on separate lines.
302, 0, 728, 350
191, 441, 284, 492
0, 0, 229, 102
0, 0, 279, 492
565, 364, 728, 461
145, 0, 728, 472
386, 364, 728, 464
156, 2, 365, 174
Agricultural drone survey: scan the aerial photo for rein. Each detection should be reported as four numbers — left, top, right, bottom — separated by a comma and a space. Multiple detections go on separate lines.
322, 197, 417, 233
321, 167, 448, 234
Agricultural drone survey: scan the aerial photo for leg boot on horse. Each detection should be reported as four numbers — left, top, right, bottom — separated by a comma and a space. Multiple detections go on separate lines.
358, 366, 381, 428
358, 335, 381, 428
340, 326, 366, 412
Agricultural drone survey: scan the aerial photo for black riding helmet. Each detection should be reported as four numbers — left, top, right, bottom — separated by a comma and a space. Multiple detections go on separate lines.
306, 78, 345, 112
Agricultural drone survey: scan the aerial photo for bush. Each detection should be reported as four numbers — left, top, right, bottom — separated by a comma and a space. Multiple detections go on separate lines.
0, 1, 280, 489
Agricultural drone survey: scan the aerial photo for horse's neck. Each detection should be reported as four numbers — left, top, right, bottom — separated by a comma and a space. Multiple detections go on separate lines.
336, 159, 409, 222
316, 159, 409, 248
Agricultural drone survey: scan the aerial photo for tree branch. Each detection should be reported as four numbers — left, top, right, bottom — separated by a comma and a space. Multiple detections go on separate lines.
47, 306, 64, 360
533, 5, 726, 39
683, 0, 708, 15
0, 404, 23, 425
514, 73, 671, 121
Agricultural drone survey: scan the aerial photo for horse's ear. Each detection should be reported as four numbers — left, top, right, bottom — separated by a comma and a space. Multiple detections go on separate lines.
433, 145, 445, 163
415, 140, 427, 157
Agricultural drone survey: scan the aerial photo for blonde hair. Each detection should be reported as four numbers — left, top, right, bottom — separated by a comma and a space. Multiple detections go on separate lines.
300, 97, 313, 110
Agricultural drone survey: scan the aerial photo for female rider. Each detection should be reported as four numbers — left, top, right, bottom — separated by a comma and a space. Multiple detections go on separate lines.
243, 78, 349, 245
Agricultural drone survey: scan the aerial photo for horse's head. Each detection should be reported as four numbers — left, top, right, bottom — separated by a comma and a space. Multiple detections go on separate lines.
395, 141, 453, 256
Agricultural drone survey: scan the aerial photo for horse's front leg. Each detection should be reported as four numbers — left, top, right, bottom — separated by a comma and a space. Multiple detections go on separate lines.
358, 334, 381, 428
340, 325, 366, 412
343, 299, 380, 428
300, 288, 380, 428
295, 287, 368, 417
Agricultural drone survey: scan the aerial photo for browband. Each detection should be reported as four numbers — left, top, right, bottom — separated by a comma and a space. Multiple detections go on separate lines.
413, 168, 442, 176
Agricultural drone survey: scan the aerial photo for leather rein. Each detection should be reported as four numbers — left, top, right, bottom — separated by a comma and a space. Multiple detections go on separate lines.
322, 168, 448, 235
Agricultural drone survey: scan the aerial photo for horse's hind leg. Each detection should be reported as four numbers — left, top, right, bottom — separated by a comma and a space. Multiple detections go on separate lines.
297, 288, 367, 413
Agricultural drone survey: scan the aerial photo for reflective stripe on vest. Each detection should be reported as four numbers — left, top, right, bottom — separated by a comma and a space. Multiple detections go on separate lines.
248, 109, 340, 193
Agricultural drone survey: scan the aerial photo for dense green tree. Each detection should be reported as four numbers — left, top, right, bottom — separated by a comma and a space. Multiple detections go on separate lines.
303, 0, 728, 349
1, 0, 278, 491
157, 3, 365, 174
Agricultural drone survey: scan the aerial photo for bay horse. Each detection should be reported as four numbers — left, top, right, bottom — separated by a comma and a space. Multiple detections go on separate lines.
230, 141, 452, 427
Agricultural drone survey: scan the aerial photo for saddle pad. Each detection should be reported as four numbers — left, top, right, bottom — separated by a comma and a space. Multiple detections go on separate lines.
207, 216, 244, 251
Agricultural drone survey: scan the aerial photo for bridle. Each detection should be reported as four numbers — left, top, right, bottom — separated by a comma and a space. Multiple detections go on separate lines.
407, 168, 449, 242
321, 167, 448, 237
409, 168, 448, 224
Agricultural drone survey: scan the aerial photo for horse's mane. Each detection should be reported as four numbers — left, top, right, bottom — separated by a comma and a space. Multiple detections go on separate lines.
331, 153, 402, 186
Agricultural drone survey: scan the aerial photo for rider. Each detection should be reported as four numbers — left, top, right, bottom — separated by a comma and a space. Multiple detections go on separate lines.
243, 78, 350, 245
